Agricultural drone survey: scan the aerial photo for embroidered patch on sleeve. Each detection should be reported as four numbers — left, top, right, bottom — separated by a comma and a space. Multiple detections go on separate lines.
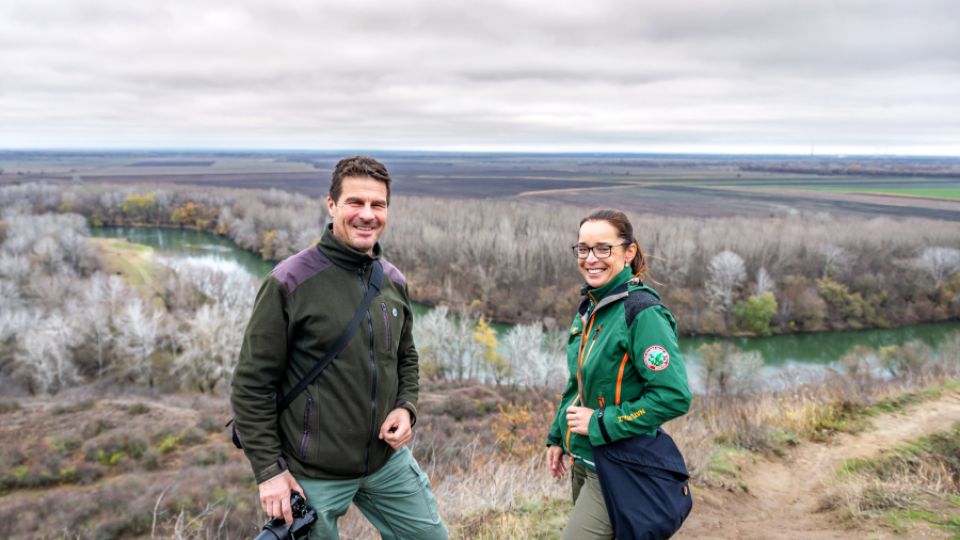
643, 345, 670, 371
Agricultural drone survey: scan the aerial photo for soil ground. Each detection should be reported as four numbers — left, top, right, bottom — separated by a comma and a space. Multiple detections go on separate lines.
677, 388, 960, 539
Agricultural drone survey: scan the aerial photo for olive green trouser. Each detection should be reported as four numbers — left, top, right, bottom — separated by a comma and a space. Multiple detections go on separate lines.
295, 447, 448, 540
561, 463, 614, 540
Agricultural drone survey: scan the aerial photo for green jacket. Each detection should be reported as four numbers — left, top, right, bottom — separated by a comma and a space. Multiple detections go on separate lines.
548, 267, 691, 469
231, 225, 419, 483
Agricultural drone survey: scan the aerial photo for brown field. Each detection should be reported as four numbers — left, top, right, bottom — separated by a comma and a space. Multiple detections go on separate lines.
2, 151, 960, 220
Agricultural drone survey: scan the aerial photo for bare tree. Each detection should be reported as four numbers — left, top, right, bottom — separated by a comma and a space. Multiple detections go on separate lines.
0, 254, 31, 285
79, 273, 120, 377
818, 244, 848, 278
500, 323, 566, 388
158, 258, 257, 310
175, 303, 243, 393
16, 312, 79, 394
0, 305, 39, 363
413, 307, 481, 381
706, 250, 746, 311
755, 267, 774, 296
115, 298, 165, 387
918, 246, 960, 289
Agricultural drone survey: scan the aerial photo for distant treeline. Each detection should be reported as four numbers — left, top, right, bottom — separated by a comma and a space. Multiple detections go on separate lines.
739, 162, 960, 178
2, 182, 959, 337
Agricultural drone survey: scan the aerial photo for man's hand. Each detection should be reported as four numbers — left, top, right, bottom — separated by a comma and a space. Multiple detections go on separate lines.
547, 445, 567, 479
566, 405, 595, 436
258, 470, 305, 526
379, 407, 413, 449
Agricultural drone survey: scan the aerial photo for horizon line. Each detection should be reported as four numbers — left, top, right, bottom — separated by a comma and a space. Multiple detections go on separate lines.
3, 147, 960, 159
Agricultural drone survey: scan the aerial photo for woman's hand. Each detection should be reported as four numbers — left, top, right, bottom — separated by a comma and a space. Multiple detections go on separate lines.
547, 445, 567, 479
566, 406, 595, 436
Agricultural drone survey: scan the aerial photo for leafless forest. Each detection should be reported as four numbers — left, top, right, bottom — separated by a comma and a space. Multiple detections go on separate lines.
4, 181, 959, 335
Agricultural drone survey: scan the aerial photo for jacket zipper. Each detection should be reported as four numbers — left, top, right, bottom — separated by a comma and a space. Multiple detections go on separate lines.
359, 264, 378, 476
568, 296, 605, 457
300, 396, 312, 459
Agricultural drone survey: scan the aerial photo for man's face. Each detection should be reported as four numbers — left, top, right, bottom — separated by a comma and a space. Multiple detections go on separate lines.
326, 176, 389, 254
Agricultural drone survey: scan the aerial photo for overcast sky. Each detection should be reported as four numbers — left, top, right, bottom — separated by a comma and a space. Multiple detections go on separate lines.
2, 0, 959, 155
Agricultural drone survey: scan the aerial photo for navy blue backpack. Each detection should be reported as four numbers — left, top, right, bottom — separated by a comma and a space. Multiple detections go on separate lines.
593, 428, 693, 540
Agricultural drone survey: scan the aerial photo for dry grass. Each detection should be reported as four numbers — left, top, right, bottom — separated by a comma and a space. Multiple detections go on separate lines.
1, 369, 958, 539
820, 422, 960, 536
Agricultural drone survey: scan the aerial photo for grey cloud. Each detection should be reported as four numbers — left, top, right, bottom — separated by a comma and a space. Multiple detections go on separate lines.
1, 0, 959, 153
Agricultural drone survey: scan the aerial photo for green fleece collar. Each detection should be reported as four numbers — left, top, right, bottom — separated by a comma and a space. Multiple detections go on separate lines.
586, 266, 634, 301
317, 223, 382, 270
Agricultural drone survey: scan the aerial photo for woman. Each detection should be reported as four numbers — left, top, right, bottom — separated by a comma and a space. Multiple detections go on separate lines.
547, 209, 693, 540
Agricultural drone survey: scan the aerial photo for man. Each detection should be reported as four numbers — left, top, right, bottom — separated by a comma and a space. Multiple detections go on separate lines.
231, 156, 447, 539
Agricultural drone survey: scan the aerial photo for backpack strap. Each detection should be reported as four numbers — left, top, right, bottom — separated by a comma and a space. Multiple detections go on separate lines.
624, 288, 663, 327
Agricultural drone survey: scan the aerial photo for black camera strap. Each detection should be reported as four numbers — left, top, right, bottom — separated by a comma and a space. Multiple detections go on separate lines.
276, 260, 384, 412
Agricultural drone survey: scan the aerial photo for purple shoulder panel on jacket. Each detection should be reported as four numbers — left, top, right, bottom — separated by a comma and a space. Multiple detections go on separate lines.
269, 246, 332, 293
380, 258, 407, 288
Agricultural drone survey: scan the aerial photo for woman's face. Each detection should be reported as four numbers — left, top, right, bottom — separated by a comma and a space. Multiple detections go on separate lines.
577, 220, 637, 289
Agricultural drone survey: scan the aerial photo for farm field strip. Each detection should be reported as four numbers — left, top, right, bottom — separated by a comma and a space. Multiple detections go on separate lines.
749, 185, 960, 201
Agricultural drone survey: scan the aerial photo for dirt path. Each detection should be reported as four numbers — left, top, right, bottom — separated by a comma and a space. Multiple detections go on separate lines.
676, 389, 960, 540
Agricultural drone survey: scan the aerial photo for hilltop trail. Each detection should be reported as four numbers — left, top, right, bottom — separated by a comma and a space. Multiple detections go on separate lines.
676, 388, 960, 540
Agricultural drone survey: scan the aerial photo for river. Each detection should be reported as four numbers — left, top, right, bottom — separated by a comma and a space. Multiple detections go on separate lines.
90, 227, 960, 386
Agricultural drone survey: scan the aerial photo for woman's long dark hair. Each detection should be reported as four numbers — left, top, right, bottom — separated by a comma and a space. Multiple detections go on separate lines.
579, 208, 647, 279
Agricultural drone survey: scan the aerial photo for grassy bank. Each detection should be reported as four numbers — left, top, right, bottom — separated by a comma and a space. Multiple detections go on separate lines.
827, 421, 960, 536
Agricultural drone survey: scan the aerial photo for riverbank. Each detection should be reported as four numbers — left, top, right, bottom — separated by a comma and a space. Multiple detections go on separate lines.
87, 229, 960, 392
88, 223, 960, 341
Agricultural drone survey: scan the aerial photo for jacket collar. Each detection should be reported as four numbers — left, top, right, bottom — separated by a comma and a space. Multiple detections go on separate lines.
317, 223, 382, 270
579, 267, 634, 316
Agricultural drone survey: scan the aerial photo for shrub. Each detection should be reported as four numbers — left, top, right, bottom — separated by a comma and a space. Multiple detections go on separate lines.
82, 433, 147, 465
698, 343, 768, 397
189, 446, 230, 466
839, 345, 877, 380
0, 399, 21, 413
879, 341, 934, 377
491, 401, 553, 459
195, 415, 223, 433
732, 292, 777, 336
124, 402, 150, 415
48, 435, 83, 455
82, 418, 115, 438
142, 449, 162, 471
51, 399, 96, 415
158, 435, 180, 455
178, 427, 206, 446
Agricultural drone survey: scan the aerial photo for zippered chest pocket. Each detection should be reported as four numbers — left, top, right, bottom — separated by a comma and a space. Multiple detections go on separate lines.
380, 302, 397, 351
370, 297, 406, 360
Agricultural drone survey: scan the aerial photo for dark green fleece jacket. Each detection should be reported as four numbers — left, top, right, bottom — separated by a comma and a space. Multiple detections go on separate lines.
231, 225, 419, 483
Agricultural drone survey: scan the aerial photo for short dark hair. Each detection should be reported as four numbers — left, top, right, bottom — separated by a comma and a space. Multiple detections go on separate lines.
579, 208, 648, 279
329, 156, 392, 204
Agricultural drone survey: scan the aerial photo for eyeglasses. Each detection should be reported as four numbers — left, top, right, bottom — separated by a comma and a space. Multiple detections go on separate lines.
571, 243, 627, 259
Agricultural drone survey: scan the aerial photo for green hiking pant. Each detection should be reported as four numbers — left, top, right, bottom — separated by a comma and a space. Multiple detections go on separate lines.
295, 447, 448, 540
561, 463, 614, 540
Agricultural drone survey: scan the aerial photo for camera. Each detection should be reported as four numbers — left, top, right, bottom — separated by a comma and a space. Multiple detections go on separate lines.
254, 492, 318, 540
